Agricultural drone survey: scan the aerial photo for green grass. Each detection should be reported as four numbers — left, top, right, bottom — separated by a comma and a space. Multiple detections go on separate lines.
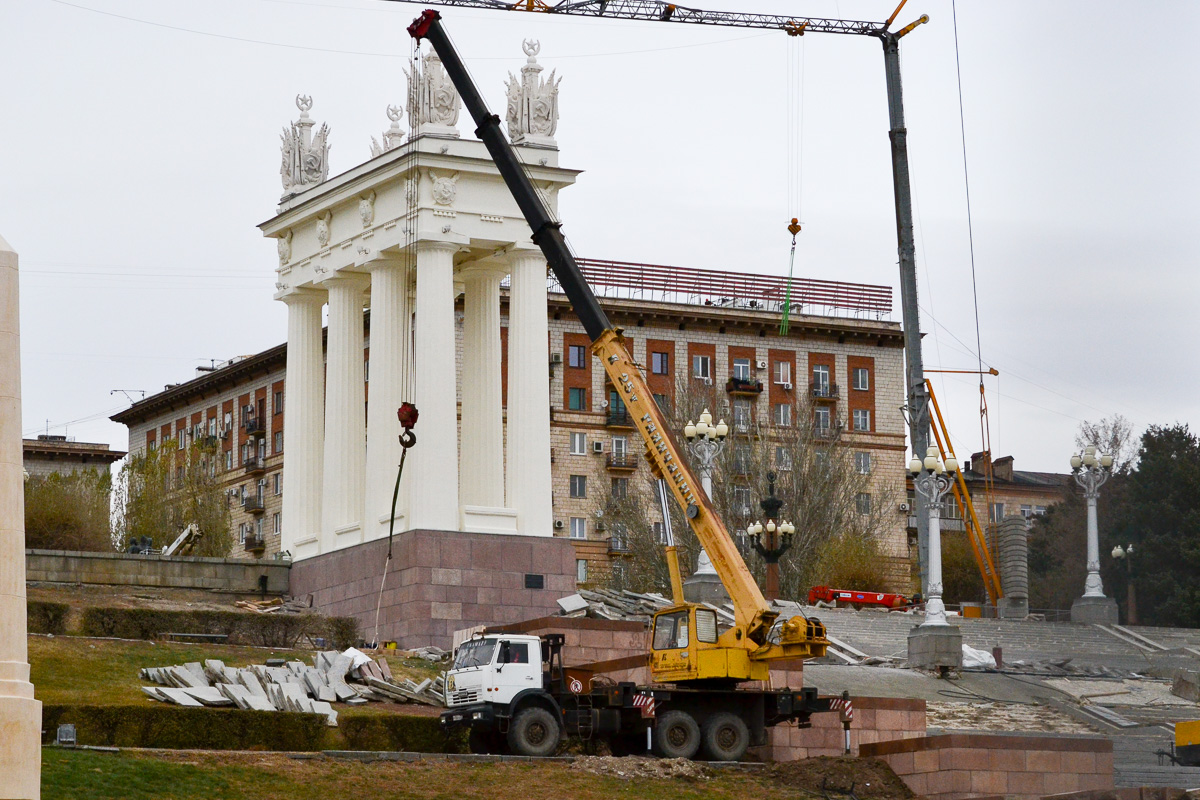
42, 749, 818, 800
29, 635, 442, 707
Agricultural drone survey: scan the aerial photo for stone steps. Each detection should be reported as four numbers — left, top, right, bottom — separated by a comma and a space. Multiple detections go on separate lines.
1114, 765, 1200, 789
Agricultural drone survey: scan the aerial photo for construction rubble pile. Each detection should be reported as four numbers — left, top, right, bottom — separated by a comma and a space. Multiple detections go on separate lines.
139, 648, 446, 726
558, 588, 742, 625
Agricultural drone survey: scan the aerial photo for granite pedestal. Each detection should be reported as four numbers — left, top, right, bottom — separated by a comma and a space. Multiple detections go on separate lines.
1070, 595, 1119, 624
907, 624, 963, 670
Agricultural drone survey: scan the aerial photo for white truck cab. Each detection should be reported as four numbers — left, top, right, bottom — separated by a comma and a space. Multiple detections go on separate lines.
445, 634, 543, 708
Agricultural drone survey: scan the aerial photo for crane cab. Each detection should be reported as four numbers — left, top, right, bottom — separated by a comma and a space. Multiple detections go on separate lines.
649, 605, 769, 685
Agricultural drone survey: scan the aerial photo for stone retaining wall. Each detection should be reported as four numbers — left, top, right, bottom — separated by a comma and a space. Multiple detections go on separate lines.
860, 731, 1114, 800
752, 696, 926, 761
26, 548, 289, 594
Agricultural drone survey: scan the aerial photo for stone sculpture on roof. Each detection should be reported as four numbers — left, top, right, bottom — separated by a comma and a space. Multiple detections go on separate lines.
505, 39, 561, 148
370, 105, 406, 158
405, 50, 461, 138
280, 95, 331, 197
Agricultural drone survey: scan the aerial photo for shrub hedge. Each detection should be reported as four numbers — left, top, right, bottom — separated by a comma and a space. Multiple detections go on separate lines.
27, 601, 70, 635
338, 711, 466, 753
78, 607, 360, 649
42, 705, 327, 751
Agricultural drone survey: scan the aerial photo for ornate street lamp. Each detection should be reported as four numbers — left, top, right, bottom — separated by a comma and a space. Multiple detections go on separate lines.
1071, 444, 1114, 601
682, 409, 728, 601
908, 446, 959, 627
746, 472, 796, 602
1111, 543, 1137, 625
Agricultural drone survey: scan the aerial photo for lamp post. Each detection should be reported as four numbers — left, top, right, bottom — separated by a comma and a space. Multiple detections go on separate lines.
1069, 445, 1118, 623
746, 471, 795, 602
681, 409, 729, 603
1111, 543, 1137, 625
908, 446, 958, 627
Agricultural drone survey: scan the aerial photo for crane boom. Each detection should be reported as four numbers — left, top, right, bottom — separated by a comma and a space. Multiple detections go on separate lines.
409, 10, 827, 661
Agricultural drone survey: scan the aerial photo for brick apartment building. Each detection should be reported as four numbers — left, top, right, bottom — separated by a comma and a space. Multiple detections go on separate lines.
22, 435, 125, 479
112, 259, 909, 588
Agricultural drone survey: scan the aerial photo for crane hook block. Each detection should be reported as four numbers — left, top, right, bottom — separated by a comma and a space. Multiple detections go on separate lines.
787, 218, 802, 236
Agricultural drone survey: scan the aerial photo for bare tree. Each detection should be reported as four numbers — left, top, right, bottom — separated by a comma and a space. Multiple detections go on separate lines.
600, 376, 899, 599
1076, 414, 1138, 473
24, 469, 114, 552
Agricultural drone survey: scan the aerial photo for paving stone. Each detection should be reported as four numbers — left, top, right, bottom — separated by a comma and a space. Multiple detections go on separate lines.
158, 687, 204, 707
182, 687, 235, 707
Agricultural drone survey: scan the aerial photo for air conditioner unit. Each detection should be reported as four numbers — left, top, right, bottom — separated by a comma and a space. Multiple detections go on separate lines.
554, 520, 565, 530
899, 502, 911, 512
550, 352, 563, 364
781, 382, 793, 390
756, 360, 768, 370
702, 377, 713, 386
600, 400, 609, 409
593, 441, 604, 454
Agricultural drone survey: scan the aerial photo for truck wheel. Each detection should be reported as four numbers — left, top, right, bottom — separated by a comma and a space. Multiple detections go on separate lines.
652, 710, 701, 759
700, 712, 750, 762
506, 707, 561, 757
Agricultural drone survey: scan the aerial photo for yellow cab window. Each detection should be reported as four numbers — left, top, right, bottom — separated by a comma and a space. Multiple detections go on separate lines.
652, 610, 690, 650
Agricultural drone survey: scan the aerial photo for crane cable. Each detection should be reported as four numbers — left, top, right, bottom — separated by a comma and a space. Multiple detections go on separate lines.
780, 34, 804, 335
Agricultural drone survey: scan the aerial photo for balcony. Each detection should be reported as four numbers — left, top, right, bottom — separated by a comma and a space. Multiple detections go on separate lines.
811, 383, 840, 401
812, 424, 839, 441
605, 410, 635, 429
605, 453, 638, 471
199, 435, 220, 448
244, 417, 266, 437
243, 495, 265, 514
726, 376, 763, 396
244, 535, 266, 554
607, 536, 632, 555
243, 456, 266, 475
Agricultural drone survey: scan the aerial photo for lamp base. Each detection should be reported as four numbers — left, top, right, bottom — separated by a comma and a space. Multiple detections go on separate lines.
1070, 595, 1118, 625
907, 624, 963, 670
683, 571, 730, 605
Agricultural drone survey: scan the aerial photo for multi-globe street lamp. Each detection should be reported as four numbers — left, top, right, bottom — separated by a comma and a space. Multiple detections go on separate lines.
682, 409, 728, 595
746, 472, 795, 602
1071, 445, 1114, 601
908, 446, 959, 628
1111, 543, 1137, 625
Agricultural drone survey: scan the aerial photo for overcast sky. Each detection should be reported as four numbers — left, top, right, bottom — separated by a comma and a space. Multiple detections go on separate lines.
3, 0, 1197, 474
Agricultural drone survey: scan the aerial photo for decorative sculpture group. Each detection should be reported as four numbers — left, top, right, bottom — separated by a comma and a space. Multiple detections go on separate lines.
280, 40, 561, 195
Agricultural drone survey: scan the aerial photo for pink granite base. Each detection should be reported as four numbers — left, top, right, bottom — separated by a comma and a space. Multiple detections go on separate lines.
289, 529, 577, 650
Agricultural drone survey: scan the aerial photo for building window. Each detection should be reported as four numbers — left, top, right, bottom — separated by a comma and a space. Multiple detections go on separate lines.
569, 474, 587, 498
772, 403, 792, 427
732, 358, 751, 381
692, 354, 711, 380
1020, 504, 1033, 518
274, 472, 283, 495
274, 390, 283, 413
652, 521, 665, 544
856, 493, 872, 515
733, 487, 752, 516
225, 451, 233, 470
568, 387, 587, 411
1034, 505, 1047, 516
238, 523, 247, 543
177, 434, 185, 451
273, 513, 281, 534
576, 558, 588, 583
852, 409, 871, 432
812, 364, 831, 394
274, 431, 283, 454
569, 432, 587, 455
611, 477, 629, 499
255, 517, 264, 537
814, 406, 831, 433
651, 351, 670, 375
733, 399, 752, 432
611, 436, 628, 459
568, 344, 587, 368
148, 440, 156, 453
855, 452, 872, 474
773, 360, 792, 385
775, 446, 792, 472
990, 503, 1005, 523
652, 393, 670, 410
569, 517, 587, 539
733, 444, 751, 475
853, 367, 870, 391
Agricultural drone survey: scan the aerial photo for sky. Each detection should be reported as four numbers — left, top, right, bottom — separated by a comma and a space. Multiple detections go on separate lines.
2, 0, 1197, 474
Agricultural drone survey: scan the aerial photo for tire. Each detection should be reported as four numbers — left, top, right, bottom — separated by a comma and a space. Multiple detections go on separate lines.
469, 729, 506, 755
652, 710, 701, 759
700, 712, 750, 762
506, 707, 561, 757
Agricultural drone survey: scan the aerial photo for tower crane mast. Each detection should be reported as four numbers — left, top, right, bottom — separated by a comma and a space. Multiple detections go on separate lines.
396, 0, 938, 587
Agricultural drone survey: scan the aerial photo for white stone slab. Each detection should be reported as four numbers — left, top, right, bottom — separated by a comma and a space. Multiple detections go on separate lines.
158, 687, 204, 707
183, 687, 235, 707
556, 593, 589, 614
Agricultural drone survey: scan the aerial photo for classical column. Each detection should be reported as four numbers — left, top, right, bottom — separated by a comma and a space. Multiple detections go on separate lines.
409, 241, 460, 530
0, 233, 42, 799
281, 291, 326, 559
320, 273, 370, 547
364, 255, 412, 538
505, 250, 553, 536
459, 265, 505, 508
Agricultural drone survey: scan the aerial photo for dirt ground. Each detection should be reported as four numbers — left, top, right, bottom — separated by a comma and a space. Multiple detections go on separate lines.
570, 756, 713, 781
768, 756, 915, 800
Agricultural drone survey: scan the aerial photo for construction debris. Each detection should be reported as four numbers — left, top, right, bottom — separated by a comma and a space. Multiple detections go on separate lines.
234, 596, 314, 614
570, 756, 711, 781
139, 648, 446, 724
